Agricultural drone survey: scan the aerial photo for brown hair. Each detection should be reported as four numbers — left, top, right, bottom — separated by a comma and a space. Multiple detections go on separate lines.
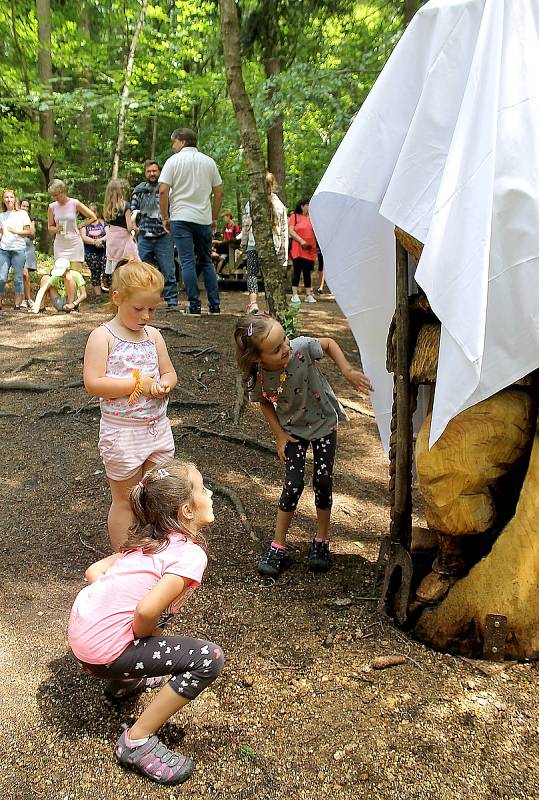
124, 460, 204, 554
171, 127, 197, 147
104, 178, 130, 221
234, 313, 275, 385
2, 188, 17, 212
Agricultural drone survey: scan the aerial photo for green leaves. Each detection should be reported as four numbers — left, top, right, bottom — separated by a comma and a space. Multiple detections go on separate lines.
1, 0, 403, 211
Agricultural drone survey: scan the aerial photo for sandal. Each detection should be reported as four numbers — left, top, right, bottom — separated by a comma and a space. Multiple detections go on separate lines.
105, 675, 167, 701
115, 727, 194, 785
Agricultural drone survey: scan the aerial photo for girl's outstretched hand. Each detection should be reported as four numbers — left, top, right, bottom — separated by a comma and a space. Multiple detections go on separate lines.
344, 367, 373, 395
276, 431, 298, 464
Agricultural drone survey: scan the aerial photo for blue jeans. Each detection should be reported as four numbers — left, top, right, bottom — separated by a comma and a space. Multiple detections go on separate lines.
170, 220, 220, 310
137, 232, 177, 305
0, 248, 26, 297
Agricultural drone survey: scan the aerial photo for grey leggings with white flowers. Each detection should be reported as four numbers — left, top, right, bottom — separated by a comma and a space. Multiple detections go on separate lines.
84, 635, 224, 700
279, 431, 337, 512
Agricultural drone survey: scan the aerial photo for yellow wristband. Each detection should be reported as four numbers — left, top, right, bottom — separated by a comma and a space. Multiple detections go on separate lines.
128, 368, 143, 405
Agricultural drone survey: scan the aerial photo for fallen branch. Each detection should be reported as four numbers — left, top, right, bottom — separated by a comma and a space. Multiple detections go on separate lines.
337, 397, 376, 419
0, 378, 83, 392
11, 356, 82, 374
78, 531, 107, 557
0, 411, 21, 418
206, 478, 253, 537
371, 655, 407, 670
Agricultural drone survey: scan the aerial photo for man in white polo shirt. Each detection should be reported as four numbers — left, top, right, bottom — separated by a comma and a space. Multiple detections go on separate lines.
159, 127, 224, 315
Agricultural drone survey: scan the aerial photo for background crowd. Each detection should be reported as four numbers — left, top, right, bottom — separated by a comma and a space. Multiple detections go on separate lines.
0, 127, 324, 316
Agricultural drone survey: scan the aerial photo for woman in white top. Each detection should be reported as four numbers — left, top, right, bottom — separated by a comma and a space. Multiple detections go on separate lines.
240, 172, 288, 315
19, 199, 37, 309
47, 179, 96, 269
0, 189, 33, 310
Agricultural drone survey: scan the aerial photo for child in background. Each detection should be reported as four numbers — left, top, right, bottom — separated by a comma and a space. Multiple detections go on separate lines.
81, 203, 107, 300
234, 314, 372, 577
32, 257, 87, 313
68, 460, 224, 786
83, 260, 177, 550
104, 178, 138, 278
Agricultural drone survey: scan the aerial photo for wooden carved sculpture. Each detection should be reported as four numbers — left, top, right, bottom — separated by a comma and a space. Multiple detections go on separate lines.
380, 227, 538, 660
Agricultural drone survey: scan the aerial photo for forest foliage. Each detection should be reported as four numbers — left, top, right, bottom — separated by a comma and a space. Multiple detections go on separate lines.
1, 0, 416, 230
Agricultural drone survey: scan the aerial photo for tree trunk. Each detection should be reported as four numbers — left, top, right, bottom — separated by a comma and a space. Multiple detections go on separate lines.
150, 113, 158, 161
219, 0, 288, 321
265, 56, 286, 206
78, 3, 93, 201
404, 0, 420, 24
111, 0, 148, 178
36, 0, 55, 250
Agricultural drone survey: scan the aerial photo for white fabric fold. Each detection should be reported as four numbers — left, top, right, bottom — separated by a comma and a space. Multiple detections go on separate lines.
310, 0, 539, 449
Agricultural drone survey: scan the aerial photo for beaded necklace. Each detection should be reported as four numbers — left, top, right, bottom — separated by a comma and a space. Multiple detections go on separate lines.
259, 367, 289, 405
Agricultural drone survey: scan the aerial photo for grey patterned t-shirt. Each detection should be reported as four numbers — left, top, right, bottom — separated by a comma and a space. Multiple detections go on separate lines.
249, 336, 348, 441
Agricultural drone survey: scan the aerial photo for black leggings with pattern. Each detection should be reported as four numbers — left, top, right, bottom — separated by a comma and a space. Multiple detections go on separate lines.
85, 249, 106, 286
82, 635, 224, 700
279, 430, 337, 512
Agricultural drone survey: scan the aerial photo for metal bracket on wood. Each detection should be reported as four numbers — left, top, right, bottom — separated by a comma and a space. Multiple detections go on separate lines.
483, 613, 507, 661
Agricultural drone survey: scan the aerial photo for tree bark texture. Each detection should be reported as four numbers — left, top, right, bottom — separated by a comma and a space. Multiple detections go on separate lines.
219, 0, 288, 321
36, 0, 55, 249
111, 0, 148, 178
78, 3, 93, 200
265, 56, 286, 206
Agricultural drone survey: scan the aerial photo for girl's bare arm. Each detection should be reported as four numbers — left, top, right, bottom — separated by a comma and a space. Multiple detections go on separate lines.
85, 553, 122, 584
319, 337, 373, 394
133, 574, 187, 638
151, 328, 177, 391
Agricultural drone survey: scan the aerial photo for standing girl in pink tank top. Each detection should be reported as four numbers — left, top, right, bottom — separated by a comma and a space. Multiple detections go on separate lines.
83, 260, 177, 550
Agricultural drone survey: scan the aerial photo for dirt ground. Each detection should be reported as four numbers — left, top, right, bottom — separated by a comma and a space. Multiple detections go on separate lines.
0, 288, 538, 800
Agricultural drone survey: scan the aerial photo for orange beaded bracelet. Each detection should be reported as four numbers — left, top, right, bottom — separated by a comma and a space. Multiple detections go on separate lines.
128, 368, 143, 405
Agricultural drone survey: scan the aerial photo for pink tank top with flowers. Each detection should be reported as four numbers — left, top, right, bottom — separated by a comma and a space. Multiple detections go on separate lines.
100, 323, 167, 422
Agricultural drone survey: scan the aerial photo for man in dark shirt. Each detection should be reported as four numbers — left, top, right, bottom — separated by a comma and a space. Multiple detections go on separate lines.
131, 160, 178, 307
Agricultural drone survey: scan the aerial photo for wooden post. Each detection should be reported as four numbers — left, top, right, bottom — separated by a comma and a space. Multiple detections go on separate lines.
394, 237, 413, 550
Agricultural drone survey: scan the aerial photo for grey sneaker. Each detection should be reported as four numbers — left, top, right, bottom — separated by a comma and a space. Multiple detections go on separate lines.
307, 538, 331, 572
115, 727, 194, 785
258, 542, 287, 577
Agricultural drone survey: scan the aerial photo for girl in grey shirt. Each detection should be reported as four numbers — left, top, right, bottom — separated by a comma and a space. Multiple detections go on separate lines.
234, 314, 372, 578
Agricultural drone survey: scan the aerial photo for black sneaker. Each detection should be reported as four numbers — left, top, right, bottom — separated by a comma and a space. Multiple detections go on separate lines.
209, 305, 221, 314
307, 539, 331, 572
184, 304, 202, 316
257, 542, 287, 577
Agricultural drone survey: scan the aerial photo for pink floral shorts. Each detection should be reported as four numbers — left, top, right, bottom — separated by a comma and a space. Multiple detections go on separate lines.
98, 414, 175, 481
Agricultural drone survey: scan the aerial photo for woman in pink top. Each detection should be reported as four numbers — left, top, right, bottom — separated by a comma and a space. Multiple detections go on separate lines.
83, 260, 177, 550
68, 460, 224, 786
288, 197, 317, 304
47, 179, 96, 268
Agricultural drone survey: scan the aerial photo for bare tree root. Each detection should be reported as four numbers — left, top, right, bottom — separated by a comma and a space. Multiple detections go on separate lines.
154, 324, 196, 338
11, 356, 82, 375
207, 478, 255, 538
168, 398, 220, 409
0, 378, 83, 392
182, 424, 275, 455
175, 346, 219, 357
233, 373, 248, 425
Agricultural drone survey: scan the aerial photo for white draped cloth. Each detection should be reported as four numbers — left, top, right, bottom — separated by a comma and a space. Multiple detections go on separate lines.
310, 0, 539, 450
